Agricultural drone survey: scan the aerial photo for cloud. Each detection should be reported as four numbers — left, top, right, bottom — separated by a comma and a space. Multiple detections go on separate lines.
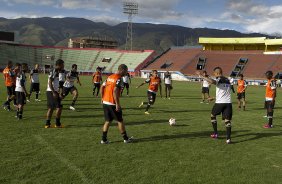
1, 0, 58, 6
88, 15, 122, 25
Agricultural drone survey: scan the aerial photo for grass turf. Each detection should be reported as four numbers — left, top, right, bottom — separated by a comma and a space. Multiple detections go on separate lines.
1, 75, 282, 184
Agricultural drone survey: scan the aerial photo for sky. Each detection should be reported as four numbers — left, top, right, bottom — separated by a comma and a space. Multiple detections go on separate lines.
0, 0, 282, 35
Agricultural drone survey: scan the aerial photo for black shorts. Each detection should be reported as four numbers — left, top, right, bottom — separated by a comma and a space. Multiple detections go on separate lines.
103, 104, 123, 122
63, 86, 76, 97
30, 83, 40, 93
59, 81, 64, 89
165, 84, 172, 90
211, 103, 233, 120
237, 92, 245, 100
16, 92, 26, 105
6, 86, 15, 96
94, 83, 101, 88
46, 91, 62, 109
265, 101, 274, 110
124, 83, 129, 89
147, 91, 157, 105
202, 87, 209, 94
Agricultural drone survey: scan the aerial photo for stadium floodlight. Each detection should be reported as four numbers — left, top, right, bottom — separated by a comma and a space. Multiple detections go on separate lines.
123, 1, 138, 50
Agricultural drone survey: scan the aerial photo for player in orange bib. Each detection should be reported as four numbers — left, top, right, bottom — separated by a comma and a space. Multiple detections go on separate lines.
92, 67, 102, 97
236, 74, 247, 111
2, 60, 16, 111
100, 64, 133, 144
263, 71, 276, 129
137, 70, 162, 115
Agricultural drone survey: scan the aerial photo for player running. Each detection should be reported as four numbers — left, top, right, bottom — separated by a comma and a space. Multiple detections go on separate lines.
15, 63, 29, 120
263, 71, 276, 129
63, 64, 81, 111
45, 59, 65, 128
236, 74, 247, 111
92, 67, 102, 97
121, 72, 131, 96
100, 64, 133, 144
137, 70, 162, 115
200, 71, 211, 104
164, 71, 172, 99
28, 64, 41, 102
197, 67, 233, 144
2, 60, 16, 111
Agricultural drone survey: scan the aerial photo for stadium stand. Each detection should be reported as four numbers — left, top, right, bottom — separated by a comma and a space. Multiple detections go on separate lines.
0, 43, 156, 75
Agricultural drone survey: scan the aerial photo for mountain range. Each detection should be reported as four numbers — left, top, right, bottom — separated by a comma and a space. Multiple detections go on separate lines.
0, 17, 273, 53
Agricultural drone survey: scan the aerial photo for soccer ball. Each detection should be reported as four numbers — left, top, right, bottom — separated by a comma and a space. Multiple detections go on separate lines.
169, 118, 176, 126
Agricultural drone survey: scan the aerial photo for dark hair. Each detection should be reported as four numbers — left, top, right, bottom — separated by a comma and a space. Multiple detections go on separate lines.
213, 67, 222, 72
15, 63, 21, 67
22, 63, 28, 67
72, 64, 77, 68
7, 60, 13, 65
238, 74, 244, 77
118, 64, 128, 71
265, 71, 273, 76
55, 59, 64, 65
152, 70, 158, 73
203, 70, 207, 74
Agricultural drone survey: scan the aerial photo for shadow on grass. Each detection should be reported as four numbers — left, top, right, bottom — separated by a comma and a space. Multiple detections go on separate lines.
232, 131, 282, 144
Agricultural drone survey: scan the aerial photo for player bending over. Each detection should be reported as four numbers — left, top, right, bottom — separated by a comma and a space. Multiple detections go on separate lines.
137, 70, 162, 115
236, 74, 247, 111
63, 64, 81, 111
100, 64, 133, 144
45, 59, 65, 128
197, 67, 233, 144
15, 63, 29, 120
264, 71, 276, 129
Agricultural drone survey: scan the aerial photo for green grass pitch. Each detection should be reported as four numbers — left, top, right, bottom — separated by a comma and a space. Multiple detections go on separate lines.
1, 75, 282, 184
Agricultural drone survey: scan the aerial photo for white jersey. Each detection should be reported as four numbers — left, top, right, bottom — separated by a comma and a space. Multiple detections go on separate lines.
59, 70, 66, 82
15, 72, 26, 92
164, 74, 172, 84
202, 77, 210, 88
63, 71, 79, 88
46, 69, 60, 92
30, 69, 40, 83
122, 74, 130, 83
228, 77, 234, 85
215, 76, 232, 104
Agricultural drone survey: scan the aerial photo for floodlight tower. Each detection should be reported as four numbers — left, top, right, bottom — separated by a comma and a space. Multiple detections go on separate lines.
123, 1, 138, 50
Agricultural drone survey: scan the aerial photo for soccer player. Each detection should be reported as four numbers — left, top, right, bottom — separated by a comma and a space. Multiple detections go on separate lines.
100, 64, 133, 144
28, 64, 41, 102
164, 71, 172, 99
121, 72, 131, 96
63, 64, 81, 111
45, 59, 65, 128
200, 71, 211, 104
2, 60, 16, 111
137, 70, 162, 115
197, 67, 233, 144
92, 67, 102, 97
263, 71, 276, 129
15, 63, 29, 120
236, 74, 247, 111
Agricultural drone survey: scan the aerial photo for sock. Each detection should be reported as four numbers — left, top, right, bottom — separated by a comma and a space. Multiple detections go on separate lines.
36, 93, 39, 99
268, 111, 273, 126
16, 109, 19, 118
211, 117, 218, 134
55, 118, 61, 126
102, 131, 108, 141
225, 121, 232, 140
45, 120, 51, 126
145, 103, 151, 111
71, 100, 76, 106
243, 106, 246, 111
122, 131, 129, 140
18, 110, 23, 119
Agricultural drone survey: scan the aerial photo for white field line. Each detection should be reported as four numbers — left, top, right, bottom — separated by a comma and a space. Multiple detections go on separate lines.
34, 135, 93, 184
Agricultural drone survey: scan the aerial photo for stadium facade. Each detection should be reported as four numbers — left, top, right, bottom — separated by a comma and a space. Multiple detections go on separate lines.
141, 37, 282, 82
